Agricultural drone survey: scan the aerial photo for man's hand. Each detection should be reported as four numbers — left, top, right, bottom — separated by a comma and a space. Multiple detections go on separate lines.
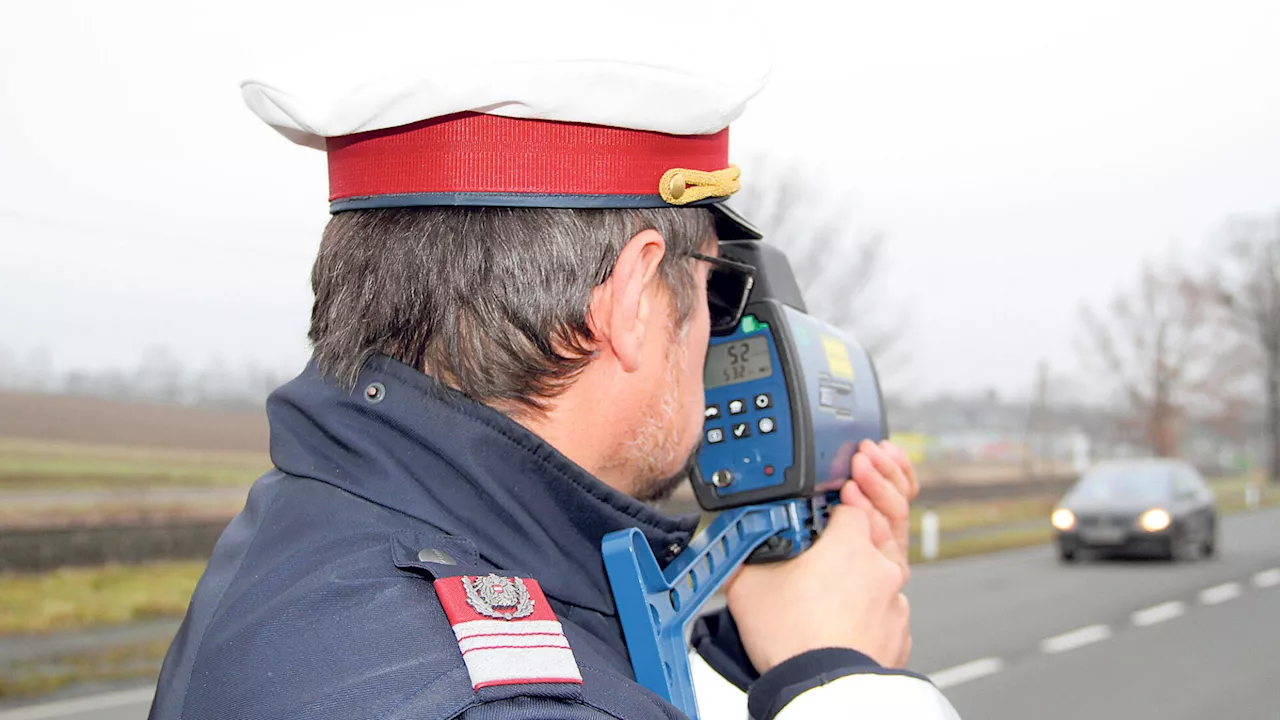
845, 440, 919, 575
727, 506, 911, 674
726, 440, 919, 675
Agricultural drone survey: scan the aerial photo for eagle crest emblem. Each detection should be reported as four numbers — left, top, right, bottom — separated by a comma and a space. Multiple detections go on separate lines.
463, 574, 536, 620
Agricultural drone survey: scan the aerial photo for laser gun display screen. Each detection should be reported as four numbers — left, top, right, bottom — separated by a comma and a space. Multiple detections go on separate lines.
704, 336, 774, 389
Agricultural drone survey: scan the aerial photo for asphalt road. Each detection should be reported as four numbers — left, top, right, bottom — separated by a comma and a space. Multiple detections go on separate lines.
3, 506, 1278, 720
910, 505, 1280, 719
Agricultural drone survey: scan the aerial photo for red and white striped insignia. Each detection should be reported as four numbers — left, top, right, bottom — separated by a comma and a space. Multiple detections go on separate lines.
434, 574, 583, 690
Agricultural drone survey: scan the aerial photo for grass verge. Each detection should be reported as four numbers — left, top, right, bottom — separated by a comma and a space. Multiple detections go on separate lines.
909, 496, 1056, 535
908, 526, 1054, 564
0, 561, 206, 636
1211, 476, 1280, 514
0, 437, 268, 492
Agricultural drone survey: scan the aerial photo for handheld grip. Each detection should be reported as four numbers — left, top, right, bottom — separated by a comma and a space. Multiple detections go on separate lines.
602, 497, 832, 719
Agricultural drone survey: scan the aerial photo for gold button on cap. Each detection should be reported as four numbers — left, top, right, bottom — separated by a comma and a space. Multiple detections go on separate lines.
668, 172, 686, 200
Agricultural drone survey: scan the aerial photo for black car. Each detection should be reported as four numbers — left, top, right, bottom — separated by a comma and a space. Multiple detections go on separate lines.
1051, 459, 1218, 562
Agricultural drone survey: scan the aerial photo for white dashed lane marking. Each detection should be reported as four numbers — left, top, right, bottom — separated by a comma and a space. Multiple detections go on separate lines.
929, 657, 1004, 689
1199, 582, 1243, 606
925, 569, 1276, 687
1254, 568, 1280, 589
1040, 624, 1112, 654
1131, 600, 1186, 627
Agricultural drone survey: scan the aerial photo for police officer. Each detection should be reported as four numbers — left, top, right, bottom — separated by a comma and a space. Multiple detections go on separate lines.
151, 7, 960, 720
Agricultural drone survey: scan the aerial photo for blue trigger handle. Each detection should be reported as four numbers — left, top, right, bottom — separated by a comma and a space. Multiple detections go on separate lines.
602, 495, 835, 720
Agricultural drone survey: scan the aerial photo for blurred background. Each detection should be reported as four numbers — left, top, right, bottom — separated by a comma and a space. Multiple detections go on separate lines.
2, 1, 1279, 718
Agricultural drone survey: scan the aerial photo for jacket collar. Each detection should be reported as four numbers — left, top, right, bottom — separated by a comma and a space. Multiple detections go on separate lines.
266, 356, 698, 615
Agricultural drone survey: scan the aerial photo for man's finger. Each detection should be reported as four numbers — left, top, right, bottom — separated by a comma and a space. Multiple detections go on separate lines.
880, 440, 919, 500
824, 504, 908, 585
841, 481, 895, 549
819, 503, 875, 551
870, 508, 909, 579
862, 440, 911, 504
852, 448, 909, 523
841, 482, 908, 577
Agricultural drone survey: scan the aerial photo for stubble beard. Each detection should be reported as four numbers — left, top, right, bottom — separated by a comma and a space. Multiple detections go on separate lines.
625, 328, 701, 504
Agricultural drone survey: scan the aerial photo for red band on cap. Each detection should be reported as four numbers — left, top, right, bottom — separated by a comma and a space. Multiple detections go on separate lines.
325, 112, 729, 202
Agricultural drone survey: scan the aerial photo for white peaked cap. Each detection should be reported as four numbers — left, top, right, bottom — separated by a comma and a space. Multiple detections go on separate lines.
241, 1, 771, 149
237, 0, 770, 238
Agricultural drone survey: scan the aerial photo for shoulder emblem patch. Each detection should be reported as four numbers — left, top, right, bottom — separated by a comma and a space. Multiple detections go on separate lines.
434, 574, 583, 690
463, 574, 536, 620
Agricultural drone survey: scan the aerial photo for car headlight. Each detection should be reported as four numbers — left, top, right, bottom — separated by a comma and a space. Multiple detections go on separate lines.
1140, 508, 1172, 532
1051, 508, 1076, 530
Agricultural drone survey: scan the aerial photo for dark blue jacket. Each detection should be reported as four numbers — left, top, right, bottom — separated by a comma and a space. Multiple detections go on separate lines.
149, 357, 910, 720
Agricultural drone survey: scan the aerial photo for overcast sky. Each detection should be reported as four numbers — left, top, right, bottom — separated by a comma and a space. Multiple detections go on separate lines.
2, 0, 1279, 399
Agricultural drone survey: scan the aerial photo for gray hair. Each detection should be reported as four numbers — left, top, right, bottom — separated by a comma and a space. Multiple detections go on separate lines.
308, 206, 715, 411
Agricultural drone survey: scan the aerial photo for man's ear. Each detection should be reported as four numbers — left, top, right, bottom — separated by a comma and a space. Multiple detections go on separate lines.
588, 229, 667, 373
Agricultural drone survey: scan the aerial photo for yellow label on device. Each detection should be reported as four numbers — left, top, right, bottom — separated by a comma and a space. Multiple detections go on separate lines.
821, 335, 855, 381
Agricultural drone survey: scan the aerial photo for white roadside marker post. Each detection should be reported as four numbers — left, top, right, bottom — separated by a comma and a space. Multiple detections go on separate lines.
922, 510, 940, 561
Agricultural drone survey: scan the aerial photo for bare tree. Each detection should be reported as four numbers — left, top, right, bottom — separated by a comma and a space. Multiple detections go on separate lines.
1078, 258, 1228, 457
1206, 211, 1280, 483
728, 156, 910, 380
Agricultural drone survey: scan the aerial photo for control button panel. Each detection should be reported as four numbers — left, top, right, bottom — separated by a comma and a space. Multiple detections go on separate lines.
697, 320, 793, 502
703, 393, 782, 444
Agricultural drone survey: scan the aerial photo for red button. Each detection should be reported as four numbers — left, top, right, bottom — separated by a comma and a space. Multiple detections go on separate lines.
764, 465, 775, 476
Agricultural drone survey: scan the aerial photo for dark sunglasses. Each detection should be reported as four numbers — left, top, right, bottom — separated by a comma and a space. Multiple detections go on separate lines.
689, 251, 756, 335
